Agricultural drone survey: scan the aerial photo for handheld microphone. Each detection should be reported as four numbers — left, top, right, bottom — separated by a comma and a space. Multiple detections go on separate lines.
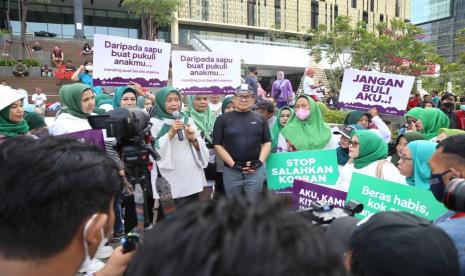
172, 111, 184, 141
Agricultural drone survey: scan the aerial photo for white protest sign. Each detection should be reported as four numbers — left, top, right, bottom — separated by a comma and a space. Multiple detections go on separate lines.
172, 51, 241, 94
93, 34, 171, 87
338, 68, 415, 116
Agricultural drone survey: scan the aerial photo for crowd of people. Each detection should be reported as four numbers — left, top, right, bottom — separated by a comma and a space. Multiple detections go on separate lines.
0, 65, 464, 276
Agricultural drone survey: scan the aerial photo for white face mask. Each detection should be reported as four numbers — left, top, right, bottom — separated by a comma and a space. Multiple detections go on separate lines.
79, 214, 106, 271
85, 65, 93, 72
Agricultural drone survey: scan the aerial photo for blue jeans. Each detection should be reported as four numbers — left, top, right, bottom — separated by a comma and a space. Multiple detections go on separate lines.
222, 165, 265, 202
113, 197, 124, 234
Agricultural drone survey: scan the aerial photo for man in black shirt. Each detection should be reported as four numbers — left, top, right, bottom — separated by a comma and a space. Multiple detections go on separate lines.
213, 85, 272, 201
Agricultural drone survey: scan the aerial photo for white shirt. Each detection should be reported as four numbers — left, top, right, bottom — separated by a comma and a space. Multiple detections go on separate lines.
209, 102, 222, 117
303, 76, 316, 96
335, 160, 406, 192
150, 117, 209, 199
32, 93, 47, 106
49, 113, 92, 135
370, 115, 392, 143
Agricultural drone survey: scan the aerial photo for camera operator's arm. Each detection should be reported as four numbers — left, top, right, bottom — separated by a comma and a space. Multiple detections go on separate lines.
95, 246, 136, 276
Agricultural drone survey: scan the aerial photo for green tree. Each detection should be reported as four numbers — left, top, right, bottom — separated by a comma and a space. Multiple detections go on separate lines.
122, 0, 181, 40
307, 17, 442, 91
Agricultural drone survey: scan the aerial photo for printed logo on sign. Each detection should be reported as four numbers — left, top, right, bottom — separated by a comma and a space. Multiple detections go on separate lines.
102, 81, 106, 85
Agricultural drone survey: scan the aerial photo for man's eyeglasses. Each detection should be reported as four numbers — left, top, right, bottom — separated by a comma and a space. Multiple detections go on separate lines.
235, 94, 254, 101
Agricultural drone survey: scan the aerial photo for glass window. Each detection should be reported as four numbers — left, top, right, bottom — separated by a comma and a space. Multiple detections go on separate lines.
108, 11, 128, 19
46, 5, 60, 13
108, 27, 129, 37
48, 23, 62, 37
28, 22, 47, 32
352, 0, 356, 8
95, 26, 108, 35
29, 3, 46, 12
11, 21, 21, 35
84, 26, 95, 38
62, 24, 75, 38
411, 0, 452, 24
129, 29, 139, 38
95, 10, 107, 17
84, 9, 94, 16
62, 6, 74, 14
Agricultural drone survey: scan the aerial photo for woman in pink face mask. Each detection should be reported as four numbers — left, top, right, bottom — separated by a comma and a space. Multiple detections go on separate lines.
279, 95, 339, 152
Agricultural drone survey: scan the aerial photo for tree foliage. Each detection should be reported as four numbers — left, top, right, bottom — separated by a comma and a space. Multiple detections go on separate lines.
122, 0, 181, 40
307, 16, 442, 91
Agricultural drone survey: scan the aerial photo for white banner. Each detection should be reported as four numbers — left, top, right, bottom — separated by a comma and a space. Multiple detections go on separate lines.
338, 69, 415, 116
172, 51, 241, 94
93, 34, 171, 87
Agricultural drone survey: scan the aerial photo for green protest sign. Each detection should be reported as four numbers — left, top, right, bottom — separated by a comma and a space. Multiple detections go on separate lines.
266, 149, 339, 193
346, 173, 448, 220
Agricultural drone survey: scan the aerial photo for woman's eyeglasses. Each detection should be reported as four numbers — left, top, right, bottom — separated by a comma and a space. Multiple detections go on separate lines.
349, 141, 360, 147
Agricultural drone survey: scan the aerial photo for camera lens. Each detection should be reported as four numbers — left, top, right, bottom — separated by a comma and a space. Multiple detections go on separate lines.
443, 178, 465, 212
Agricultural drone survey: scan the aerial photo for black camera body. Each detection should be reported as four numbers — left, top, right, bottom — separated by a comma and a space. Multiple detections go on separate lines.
443, 178, 465, 212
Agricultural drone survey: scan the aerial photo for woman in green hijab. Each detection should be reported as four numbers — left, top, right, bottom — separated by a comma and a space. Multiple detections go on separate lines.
390, 131, 424, 166
221, 96, 234, 114
336, 130, 406, 191
417, 107, 450, 140
187, 94, 216, 144
271, 106, 293, 153
436, 128, 465, 142
112, 86, 138, 109
397, 140, 437, 190
0, 89, 29, 140
280, 95, 338, 151
49, 83, 95, 135
187, 94, 218, 200
151, 87, 209, 204
403, 107, 424, 132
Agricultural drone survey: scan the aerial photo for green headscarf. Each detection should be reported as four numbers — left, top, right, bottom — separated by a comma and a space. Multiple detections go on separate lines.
344, 110, 369, 125
439, 128, 465, 137
24, 112, 46, 130
97, 99, 112, 107
187, 95, 216, 143
407, 140, 437, 190
418, 108, 450, 140
95, 93, 111, 106
404, 107, 423, 120
137, 96, 146, 109
221, 96, 234, 114
271, 106, 294, 152
154, 87, 187, 141
0, 101, 29, 137
352, 130, 388, 169
112, 86, 138, 109
59, 83, 92, 119
391, 131, 425, 166
281, 95, 331, 151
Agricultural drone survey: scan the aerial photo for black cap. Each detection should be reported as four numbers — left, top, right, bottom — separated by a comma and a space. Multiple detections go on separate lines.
253, 99, 274, 113
346, 212, 459, 276
442, 92, 457, 101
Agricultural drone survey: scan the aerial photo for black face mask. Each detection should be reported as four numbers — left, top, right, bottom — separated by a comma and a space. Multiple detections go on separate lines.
443, 102, 454, 109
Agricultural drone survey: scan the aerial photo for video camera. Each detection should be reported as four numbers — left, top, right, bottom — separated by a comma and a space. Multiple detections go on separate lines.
296, 200, 364, 225
88, 108, 160, 228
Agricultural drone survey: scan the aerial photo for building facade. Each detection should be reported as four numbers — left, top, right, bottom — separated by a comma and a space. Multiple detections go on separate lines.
1, 0, 410, 45
174, 0, 410, 44
412, 0, 465, 63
